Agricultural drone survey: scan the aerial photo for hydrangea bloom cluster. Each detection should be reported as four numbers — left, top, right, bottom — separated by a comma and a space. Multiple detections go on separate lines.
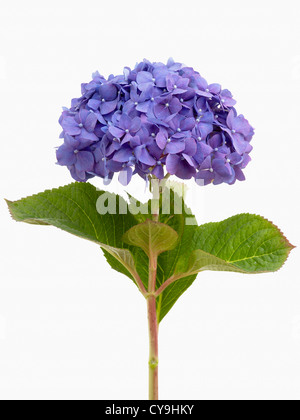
57, 59, 254, 186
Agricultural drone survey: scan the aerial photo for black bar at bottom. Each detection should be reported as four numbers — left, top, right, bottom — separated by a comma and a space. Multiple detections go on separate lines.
101, 401, 202, 416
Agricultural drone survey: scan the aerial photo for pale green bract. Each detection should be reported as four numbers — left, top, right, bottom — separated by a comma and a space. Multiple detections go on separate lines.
123, 220, 179, 258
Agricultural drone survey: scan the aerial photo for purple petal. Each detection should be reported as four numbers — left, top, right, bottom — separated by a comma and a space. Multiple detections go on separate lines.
177, 78, 189, 89
64, 134, 80, 148
232, 133, 248, 154
195, 76, 208, 91
195, 171, 214, 186
193, 141, 212, 165
213, 173, 227, 185
234, 166, 246, 181
84, 112, 97, 132
199, 141, 213, 157
169, 97, 182, 114
121, 133, 133, 145
166, 74, 176, 90
182, 154, 196, 167
136, 101, 151, 113
239, 153, 251, 169
156, 130, 168, 149
130, 135, 141, 148
136, 71, 153, 84
76, 151, 94, 172
135, 146, 156, 166
88, 99, 101, 110
221, 95, 236, 107
195, 89, 213, 99
96, 112, 107, 125
61, 117, 81, 136
94, 161, 109, 178
77, 128, 99, 142
99, 83, 118, 101
173, 88, 187, 95
232, 115, 251, 136
109, 126, 125, 138
212, 159, 232, 177
228, 152, 243, 165
130, 117, 142, 133
217, 145, 230, 155
208, 133, 223, 149
199, 122, 214, 139
78, 109, 89, 123
148, 142, 162, 160
138, 82, 154, 91
74, 167, 87, 181
100, 99, 118, 115
154, 104, 171, 119
165, 140, 185, 154
184, 138, 197, 156
245, 143, 253, 153
119, 114, 132, 130
122, 100, 136, 115
155, 75, 167, 88
220, 89, 236, 106
119, 167, 133, 186
147, 116, 169, 128
152, 164, 164, 179
166, 154, 180, 175
130, 85, 139, 102
208, 83, 221, 94
106, 160, 123, 172
175, 159, 196, 179
181, 117, 195, 131
201, 112, 214, 124
226, 110, 235, 129
106, 141, 121, 156
56, 145, 76, 166
200, 156, 212, 170
167, 115, 181, 131
113, 146, 134, 163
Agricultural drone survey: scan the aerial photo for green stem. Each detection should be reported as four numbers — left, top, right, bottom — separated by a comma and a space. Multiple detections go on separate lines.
146, 175, 174, 399
147, 241, 159, 399
147, 294, 159, 400
132, 272, 148, 297
154, 273, 182, 297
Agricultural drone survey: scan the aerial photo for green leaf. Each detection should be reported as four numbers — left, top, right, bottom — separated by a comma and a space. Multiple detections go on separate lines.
171, 213, 294, 281
6, 182, 147, 289
6, 183, 129, 245
156, 213, 294, 322
123, 219, 179, 258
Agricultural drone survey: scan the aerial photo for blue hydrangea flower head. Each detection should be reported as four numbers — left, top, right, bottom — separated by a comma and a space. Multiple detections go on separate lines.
56, 59, 254, 186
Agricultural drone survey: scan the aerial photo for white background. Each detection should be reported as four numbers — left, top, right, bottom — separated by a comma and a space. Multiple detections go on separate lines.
0, 0, 299, 401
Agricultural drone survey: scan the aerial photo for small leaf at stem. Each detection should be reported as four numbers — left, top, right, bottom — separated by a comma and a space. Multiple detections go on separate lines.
123, 220, 179, 258
100, 244, 145, 292
175, 249, 246, 276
